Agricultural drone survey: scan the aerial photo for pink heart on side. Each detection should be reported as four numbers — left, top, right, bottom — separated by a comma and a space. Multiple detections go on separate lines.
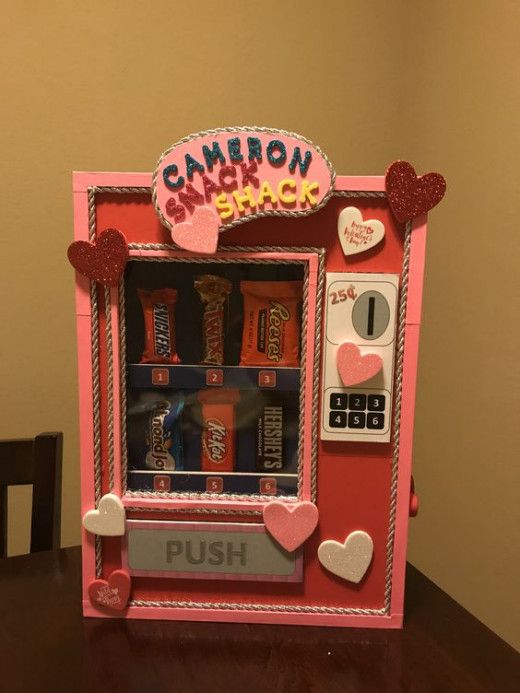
263, 501, 319, 552
171, 205, 219, 254
88, 570, 131, 611
337, 342, 382, 387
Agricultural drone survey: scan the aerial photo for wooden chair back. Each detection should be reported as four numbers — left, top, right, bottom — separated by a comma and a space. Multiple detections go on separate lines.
0, 432, 62, 558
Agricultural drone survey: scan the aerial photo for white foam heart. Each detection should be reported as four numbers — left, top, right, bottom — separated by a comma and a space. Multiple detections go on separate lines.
337, 207, 385, 257
317, 530, 374, 583
83, 493, 126, 537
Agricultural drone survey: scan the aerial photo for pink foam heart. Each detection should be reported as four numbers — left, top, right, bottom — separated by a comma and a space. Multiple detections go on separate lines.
171, 205, 219, 254
88, 569, 131, 611
263, 501, 319, 552
337, 342, 382, 387
67, 228, 128, 286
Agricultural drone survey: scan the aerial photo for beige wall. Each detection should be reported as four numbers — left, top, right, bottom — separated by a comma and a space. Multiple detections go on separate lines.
2, 0, 518, 649
402, 1, 520, 652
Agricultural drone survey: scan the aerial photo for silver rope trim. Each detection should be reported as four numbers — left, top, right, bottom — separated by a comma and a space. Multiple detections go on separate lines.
125, 490, 297, 502
333, 191, 386, 199
384, 221, 412, 612
297, 262, 309, 496
311, 251, 326, 500
88, 188, 103, 578
129, 598, 386, 616
126, 506, 261, 516
119, 277, 129, 494
104, 286, 115, 492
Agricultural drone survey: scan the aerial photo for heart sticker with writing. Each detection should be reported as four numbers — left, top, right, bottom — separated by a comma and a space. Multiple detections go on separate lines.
337, 207, 385, 257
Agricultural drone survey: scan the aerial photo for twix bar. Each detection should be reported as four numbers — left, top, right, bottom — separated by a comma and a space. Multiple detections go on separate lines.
194, 274, 232, 365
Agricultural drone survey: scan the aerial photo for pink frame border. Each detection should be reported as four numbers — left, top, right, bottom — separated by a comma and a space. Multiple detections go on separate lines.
74, 172, 428, 627
122, 519, 303, 582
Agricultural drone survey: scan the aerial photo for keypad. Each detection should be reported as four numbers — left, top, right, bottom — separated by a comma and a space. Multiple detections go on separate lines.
326, 391, 387, 431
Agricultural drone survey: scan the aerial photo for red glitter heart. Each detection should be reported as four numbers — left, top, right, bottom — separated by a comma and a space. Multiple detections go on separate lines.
68, 228, 128, 286
88, 570, 131, 611
385, 161, 446, 223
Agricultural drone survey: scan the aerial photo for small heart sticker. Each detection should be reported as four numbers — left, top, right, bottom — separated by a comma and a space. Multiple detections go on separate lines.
385, 160, 446, 223
67, 228, 128, 286
337, 207, 385, 257
337, 342, 382, 387
88, 570, 131, 611
171, 205, 219, 254
318, 531, 373, 583
82, 493, 126, 537
263, 501, 319, 552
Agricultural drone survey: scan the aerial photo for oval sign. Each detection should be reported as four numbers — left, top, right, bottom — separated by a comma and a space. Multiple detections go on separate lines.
152, 127, 335, 253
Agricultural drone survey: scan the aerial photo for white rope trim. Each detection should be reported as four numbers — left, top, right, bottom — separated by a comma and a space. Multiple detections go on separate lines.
129, 598, 386, 616
384, 222, 412, 610
88, 188, 103, 578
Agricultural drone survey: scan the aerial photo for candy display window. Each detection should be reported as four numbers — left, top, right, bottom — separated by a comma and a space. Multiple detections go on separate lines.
122, 252, 320, 500
70, 127, 445, 626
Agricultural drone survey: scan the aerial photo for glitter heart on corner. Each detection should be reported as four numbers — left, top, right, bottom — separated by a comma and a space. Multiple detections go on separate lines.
67, 228, 129, 286
385, 161, 446, 223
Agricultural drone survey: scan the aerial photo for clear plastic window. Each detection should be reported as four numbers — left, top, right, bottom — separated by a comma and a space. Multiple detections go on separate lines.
123, 258, 307, 498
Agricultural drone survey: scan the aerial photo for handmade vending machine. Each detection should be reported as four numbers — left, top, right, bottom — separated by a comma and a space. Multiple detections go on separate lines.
69, 127, 445, 627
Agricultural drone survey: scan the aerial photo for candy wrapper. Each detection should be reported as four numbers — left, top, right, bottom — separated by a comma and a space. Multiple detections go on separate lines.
240, 281, 302, 367
138, 288, 180, 364
198, 389, 240, 472
194, 274, 232, 365
142, 396, 185, 471
255, 400, 284, 472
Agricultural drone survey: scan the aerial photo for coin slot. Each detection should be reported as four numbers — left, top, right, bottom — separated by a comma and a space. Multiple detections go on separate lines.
352, 290, 390, 341
367, 296, 375, 336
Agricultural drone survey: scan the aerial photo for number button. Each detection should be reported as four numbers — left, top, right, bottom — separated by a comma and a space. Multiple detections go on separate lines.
367, 412, 385, 429
330, 393, 348, 410
349, 394, 367, 411
152, 368, 170, 386
154, 475, 171, 492
260, 478, 277, 495
348, 411, 366, 429
368, 394, 386, 411
206, 477, 223, 493
206, 369, 224, 386
258, 370, 276, 388
329, 411, 347, 428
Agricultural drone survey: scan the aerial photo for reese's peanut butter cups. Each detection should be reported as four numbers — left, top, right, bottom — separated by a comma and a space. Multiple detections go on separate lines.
239, 281, 302, 367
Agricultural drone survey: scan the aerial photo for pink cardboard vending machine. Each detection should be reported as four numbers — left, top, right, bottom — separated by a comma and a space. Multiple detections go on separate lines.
70, 127, 445, 627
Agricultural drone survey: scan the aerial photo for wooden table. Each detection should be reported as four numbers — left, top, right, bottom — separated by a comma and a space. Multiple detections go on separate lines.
0, 547, 518, 692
